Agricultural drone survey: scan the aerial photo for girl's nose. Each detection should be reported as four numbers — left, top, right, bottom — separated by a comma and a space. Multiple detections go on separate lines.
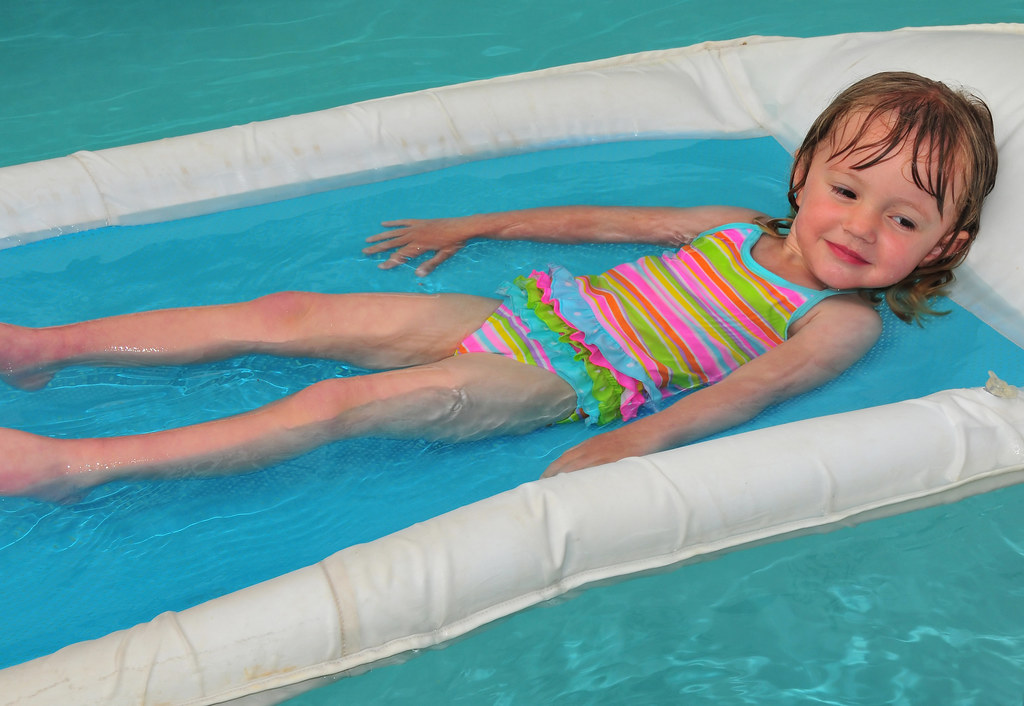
843, 205, 877, 242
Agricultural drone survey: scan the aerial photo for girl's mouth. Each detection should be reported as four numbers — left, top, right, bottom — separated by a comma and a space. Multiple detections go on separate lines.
826, 241, 869, 265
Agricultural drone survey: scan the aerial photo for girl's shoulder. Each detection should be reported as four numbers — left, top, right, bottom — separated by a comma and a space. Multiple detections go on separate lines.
788, 292, 882, 341
692, 221, 764, 242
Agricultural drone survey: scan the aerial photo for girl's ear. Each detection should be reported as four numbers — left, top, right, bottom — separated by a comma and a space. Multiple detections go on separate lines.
923, 230, 970, 264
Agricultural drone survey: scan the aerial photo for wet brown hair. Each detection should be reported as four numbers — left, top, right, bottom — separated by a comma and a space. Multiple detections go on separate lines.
762, 71, 998, 323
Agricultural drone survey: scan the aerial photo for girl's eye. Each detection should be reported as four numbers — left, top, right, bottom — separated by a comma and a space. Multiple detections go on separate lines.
831, 185, 856, 199
893, 216, 917, 230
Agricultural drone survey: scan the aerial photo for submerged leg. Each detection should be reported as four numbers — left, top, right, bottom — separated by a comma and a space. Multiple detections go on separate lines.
0, 291, 500, 389
0, 354, 577, 498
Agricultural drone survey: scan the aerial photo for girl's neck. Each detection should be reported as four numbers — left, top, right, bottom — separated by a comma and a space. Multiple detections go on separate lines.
751, 233, 831, 291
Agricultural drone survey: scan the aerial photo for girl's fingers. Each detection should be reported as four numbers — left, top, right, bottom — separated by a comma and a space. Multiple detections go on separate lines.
362, 235, 407, 254
379, 243, 435, 271
364, 219, 463, 273
414, 251, 454, 276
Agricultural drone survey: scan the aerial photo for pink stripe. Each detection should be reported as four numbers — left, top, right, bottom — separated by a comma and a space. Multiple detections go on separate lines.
658, 255, 769, 358
531, 270, 647, 416
576, 277, 666, 386
496, 303, 558, 370
613, 261, 725, 379
717, 229, 807, 312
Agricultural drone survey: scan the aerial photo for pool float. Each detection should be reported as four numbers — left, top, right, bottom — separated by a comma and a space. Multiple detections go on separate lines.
0, 24, 1022, 706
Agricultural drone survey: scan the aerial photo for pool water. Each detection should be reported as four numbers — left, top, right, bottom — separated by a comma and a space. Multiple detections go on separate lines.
0, 137, 794, 669
3, 0, 1024, 703
2, 137, 1024, 704
302, 490, 1024, 704
4, 0, 1023, 168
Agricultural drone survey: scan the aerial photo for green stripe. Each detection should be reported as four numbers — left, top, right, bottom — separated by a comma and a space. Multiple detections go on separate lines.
516, 276, 628, 425
694, 237, 789, 338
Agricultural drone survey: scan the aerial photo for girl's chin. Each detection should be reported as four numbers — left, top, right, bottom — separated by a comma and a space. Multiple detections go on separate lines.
811, 271, 869, 291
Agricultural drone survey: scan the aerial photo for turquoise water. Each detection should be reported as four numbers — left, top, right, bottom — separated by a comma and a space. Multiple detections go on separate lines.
0, 137, 797, 669
4, 0, 1023, 168
3, 137, 1024, 704
3, 1, 1024, 703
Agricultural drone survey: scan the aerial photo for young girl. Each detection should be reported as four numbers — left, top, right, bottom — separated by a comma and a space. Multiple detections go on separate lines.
0, 71, 998, 497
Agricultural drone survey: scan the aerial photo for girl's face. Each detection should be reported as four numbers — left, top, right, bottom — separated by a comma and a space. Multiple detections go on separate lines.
788, 116, 967, 291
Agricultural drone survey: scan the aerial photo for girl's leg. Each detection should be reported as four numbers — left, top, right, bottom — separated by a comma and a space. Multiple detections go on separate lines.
0, 291, 500, 389
0, 354, 578, 498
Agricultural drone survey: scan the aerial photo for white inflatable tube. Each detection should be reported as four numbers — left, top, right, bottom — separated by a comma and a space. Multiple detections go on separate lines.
1, 24, 1023, 706
0, 25, 1022, 344
2, 386, 1023, 706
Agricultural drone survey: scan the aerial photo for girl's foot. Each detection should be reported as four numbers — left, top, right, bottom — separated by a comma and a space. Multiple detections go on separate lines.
0, 428, 69, 498
0, 322, 57, 390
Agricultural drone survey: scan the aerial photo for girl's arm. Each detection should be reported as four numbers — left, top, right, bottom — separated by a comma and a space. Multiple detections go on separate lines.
363, 205, 765, 276
542, 294, 883, 476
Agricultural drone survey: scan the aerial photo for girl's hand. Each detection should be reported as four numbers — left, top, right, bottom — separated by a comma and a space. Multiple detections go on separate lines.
541, 425, 662, 477
363, 218, 478, 276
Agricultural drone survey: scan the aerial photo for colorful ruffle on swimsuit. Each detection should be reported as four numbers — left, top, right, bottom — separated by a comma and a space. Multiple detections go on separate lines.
455, 223, 844, 425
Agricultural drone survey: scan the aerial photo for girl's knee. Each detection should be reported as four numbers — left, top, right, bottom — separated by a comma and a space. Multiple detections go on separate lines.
251, 291, 314, 318
247, 291, 328, 342
297, 360, 573, 442
299, 371, 468, 438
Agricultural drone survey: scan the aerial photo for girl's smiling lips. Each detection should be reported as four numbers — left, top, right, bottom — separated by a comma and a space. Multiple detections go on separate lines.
826, 240, 870, 265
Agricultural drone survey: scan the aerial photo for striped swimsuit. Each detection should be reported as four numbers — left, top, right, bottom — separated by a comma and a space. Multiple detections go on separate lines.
456, 223, 843, 425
